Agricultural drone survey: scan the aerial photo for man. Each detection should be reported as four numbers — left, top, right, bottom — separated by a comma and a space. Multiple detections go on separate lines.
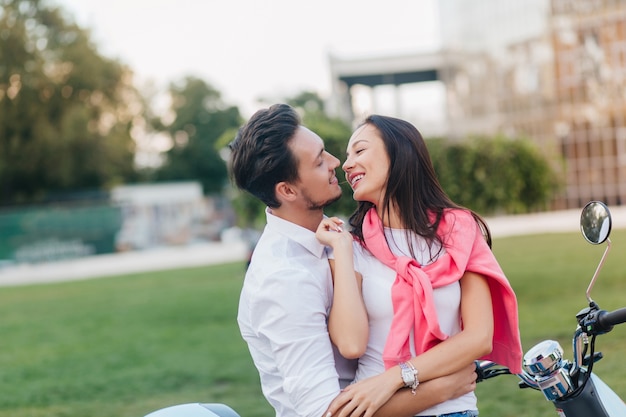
229, 104, 476, 417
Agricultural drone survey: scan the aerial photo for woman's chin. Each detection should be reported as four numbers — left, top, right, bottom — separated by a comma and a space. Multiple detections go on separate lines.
351, 192, 369, 203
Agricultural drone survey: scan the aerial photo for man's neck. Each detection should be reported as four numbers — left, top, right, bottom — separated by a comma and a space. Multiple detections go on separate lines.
270, 206, 324, 232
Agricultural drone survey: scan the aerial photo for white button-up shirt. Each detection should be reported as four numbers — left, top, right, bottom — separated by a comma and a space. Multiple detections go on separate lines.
238, 209, 356, 417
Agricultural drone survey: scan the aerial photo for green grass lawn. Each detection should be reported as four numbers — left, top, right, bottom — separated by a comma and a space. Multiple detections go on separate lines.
0, 229, 625, 417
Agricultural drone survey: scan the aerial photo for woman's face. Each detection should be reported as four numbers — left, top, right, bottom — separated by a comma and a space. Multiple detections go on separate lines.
342, 123, 390, 206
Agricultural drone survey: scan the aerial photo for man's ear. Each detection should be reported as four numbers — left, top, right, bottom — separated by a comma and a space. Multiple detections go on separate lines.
275, 181, 298, 203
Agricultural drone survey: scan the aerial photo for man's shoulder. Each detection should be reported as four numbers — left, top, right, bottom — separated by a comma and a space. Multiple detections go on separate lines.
246, 243, 329, 287
253, 227, 325, 263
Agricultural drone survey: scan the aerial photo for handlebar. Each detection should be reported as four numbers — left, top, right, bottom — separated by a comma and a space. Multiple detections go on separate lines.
474, 360, 538, 389
598, 307, 626, 330
577, 304, 626, 336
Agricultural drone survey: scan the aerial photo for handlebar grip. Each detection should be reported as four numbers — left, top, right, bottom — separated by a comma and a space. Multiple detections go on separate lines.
598, 307, 626, 329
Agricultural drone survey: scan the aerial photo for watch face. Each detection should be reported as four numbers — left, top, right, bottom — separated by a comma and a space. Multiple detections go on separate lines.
401, 368, 414, 385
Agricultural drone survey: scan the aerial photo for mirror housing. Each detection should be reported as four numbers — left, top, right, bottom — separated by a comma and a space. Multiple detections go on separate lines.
580, 201, 612, 245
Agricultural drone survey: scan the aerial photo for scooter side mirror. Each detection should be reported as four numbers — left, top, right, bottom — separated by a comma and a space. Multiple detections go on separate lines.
580, 201, 612, 245
580, 201, 613, 304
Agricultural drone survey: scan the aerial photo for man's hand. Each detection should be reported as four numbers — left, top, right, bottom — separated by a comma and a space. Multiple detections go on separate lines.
430, 362, 478, 402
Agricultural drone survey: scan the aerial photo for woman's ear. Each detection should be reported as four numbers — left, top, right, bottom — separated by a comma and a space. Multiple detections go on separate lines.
275, 181, 298, 203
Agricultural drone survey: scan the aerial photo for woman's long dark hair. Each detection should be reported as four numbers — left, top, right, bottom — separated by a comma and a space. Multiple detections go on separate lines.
348, 115, 491, 259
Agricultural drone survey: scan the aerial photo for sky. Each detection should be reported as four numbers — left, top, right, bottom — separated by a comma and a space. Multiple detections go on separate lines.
54, 0, 441, 118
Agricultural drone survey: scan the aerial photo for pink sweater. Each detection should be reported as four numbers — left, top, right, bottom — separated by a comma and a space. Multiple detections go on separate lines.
362, 208, 523, 374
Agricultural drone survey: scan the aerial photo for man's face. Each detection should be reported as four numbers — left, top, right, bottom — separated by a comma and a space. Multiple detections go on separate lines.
288, 126, 342, 210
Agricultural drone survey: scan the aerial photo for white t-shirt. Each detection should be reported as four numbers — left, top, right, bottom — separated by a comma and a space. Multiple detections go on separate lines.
238, 209, 357, 417
353, 227, 477, 416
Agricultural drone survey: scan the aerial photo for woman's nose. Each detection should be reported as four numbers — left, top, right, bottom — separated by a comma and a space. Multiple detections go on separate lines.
342, 157, 352, 171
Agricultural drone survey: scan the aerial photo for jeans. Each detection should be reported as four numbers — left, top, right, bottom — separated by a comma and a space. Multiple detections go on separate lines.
422, 411, 479, 417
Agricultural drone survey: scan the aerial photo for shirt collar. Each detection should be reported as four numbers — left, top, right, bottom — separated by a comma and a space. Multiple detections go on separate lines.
265, 208, 327, 259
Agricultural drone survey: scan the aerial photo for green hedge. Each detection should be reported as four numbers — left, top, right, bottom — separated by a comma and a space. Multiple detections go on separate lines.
429, 135, 562, 215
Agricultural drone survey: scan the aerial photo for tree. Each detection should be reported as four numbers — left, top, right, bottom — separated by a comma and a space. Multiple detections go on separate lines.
0, 0, 142, 205
154, 76, 241, 194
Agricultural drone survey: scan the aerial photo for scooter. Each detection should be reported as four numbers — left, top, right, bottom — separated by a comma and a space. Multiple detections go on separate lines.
476, 200, 626, 416
143, 402, 241, 417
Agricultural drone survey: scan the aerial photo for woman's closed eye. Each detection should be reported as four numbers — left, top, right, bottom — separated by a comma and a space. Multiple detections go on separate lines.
347, 149, 364, 159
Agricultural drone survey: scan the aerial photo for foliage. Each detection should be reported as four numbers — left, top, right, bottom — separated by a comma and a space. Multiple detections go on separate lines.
0, 230, 625, 417
0, 0, 142, 205
153, 76, 242, 194
229, 188, 266, 229
429, 135, 562, 215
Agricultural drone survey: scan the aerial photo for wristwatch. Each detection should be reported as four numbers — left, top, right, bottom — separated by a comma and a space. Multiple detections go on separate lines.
399, 361, 419, 395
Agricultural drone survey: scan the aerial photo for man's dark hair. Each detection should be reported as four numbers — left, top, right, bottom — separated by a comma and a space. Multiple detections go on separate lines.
229, 104, 301, 208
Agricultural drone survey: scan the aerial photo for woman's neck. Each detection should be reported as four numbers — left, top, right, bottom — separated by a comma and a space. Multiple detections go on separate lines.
376, 204, 404, 229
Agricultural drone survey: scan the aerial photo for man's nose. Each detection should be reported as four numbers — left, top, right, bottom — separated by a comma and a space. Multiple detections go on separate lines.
328, 153, 340, 169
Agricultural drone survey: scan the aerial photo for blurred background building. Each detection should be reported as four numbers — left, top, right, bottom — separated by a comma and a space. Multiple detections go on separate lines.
0, 182, 234, 266
111, 182, 232, 251
329, 0, 626, 209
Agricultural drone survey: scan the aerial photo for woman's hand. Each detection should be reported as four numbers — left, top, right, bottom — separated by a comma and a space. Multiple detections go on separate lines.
324, 363, 478, 417
316, 217, 352, 249
326, 369, 401, 417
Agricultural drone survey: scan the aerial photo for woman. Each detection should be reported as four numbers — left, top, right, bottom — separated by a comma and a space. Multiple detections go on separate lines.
317, 115, 522, 417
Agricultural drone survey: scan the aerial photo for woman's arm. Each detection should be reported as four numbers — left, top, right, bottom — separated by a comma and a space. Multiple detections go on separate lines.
324, 362, 478, 417
403, 271, 494, 381
324, 271, 493, 417
316, 217, 369, 359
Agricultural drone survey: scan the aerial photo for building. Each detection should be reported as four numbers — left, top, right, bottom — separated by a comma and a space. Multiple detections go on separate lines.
329, 0, 626, 209
111, 182, 233, 250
